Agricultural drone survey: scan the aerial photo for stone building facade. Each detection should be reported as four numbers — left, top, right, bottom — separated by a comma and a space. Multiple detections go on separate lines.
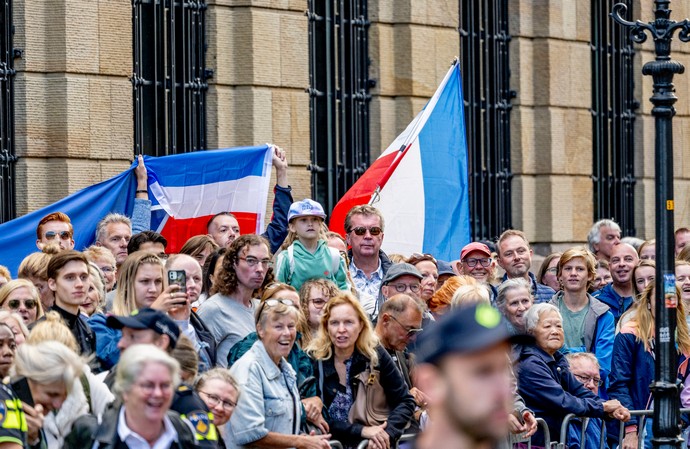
10, 0, 690, 254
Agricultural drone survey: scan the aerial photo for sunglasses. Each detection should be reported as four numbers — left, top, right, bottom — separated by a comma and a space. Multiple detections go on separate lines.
257, 298, 298, 318
44, 231, 71, 240
7, 299, 37, 310
390, 314, 423, 337
349, 226, 383, 236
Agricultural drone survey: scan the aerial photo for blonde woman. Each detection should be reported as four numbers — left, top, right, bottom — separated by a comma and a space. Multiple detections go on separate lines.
0, 279, 44, 325
87, 251, 181, 370
306, 292, 415, 449
609, 284, 690, 448
25, 314, 114, 449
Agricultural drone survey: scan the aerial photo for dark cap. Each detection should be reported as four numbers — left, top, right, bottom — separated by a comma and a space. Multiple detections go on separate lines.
414, 302, 532, 364
436, 260, 455, 277
382, 263, 423, 284
106, 308, 180, 349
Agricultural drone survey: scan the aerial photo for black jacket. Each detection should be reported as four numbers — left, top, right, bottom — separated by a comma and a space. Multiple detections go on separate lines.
190, 311, 217, 367
314, 345, 415, 447
63, 403, 198, 449
44, 305, 96, 357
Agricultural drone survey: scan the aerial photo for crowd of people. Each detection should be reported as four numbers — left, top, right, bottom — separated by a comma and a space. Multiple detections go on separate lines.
0, 150, 687, 449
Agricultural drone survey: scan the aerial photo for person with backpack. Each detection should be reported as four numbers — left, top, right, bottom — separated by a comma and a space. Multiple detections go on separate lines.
274, 199, 349, 292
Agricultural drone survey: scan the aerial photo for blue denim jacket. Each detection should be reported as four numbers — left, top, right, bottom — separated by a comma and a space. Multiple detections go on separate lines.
227, 340, 300, 448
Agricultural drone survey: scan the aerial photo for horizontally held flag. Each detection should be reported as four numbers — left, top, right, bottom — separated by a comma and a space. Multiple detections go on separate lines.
0, 145, 273, 274
330, 61, 470, 261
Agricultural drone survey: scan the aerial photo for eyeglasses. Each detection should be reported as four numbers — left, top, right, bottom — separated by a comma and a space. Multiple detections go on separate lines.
310, 298, 328, 309
387, 282, 421, 293
573, 374, 603, 387
99, 265, 115, 274
7, 299, 37, 310
239, 257, 273, 268
463, 258, 491, 268
389, 314, 423, 337
198, 390, 237, 411
349, 226, 383, 236
545, 267, 558, 275
44, 231, 71, 240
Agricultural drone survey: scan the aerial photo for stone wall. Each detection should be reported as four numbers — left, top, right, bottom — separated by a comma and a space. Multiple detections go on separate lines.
12, 0, 690, 254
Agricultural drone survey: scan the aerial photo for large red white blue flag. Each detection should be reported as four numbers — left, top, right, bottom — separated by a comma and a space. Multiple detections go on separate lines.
0, 145, 273, 274
330, 61, 470, 261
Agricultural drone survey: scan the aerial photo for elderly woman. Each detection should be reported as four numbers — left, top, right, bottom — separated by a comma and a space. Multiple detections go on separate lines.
516, 304, 630, 446
196, 368, 241, 449
227, 298, 331, 449
13, 341, 89, 449
0, 279, 44, 326
81, 264, 106, 317
496, 278, 533, 334
307, 292, 415, 449
23, 314, 114, 449
65, 344, 197, 448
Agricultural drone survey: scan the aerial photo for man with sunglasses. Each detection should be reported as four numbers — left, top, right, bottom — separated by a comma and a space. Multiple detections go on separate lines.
36, 211, 75, 251
344, 205, 392, 315
374, 294, 428, 433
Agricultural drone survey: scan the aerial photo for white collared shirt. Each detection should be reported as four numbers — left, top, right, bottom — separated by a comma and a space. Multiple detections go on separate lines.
116, 406, 178, 449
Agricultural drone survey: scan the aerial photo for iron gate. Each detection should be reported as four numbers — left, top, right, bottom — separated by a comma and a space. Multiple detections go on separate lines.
132, 0, 208, 157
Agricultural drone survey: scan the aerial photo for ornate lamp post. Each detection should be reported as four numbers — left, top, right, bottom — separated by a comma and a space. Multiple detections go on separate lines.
611, 2, 690, 448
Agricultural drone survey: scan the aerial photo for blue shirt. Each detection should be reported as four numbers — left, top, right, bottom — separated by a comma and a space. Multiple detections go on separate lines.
349, 260, 383, 315
593, 283, 633, 323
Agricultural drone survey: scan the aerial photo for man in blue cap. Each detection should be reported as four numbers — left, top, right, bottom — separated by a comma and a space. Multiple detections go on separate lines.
414, 303, 535, 449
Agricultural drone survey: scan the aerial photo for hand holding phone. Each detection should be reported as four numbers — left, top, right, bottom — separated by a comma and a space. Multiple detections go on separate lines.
167, 270, 187, 305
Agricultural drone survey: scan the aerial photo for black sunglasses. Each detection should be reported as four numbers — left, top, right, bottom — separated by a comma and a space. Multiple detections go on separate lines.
349, 226, 383, 236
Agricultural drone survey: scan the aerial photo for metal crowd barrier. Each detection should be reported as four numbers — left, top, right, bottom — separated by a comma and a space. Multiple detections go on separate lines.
329, 442, 344, 449
555, 408, 690, 449
507, 418, 550, 448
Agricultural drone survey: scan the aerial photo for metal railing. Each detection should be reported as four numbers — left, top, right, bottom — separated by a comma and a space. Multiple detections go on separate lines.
132, 0, 208, 157
306, 0, 371, 214
459, 0, 514, 242
555, 408, 690, 449
590, 0, 638, 236
0, 0, 15, 223
508, 417, 550, 448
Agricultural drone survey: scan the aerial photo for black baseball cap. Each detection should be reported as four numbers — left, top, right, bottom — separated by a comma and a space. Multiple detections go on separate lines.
414, 302, 532, 365
106, 308, 180, 349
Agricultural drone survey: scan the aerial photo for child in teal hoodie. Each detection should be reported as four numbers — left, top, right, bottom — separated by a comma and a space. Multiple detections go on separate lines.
275, 199, 349, 292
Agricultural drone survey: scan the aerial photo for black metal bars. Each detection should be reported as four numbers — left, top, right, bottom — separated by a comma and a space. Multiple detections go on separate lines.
459, 0, 513, 242
307, 0, 371, 214
132, 0, 208, 157
591, 0, 637, 236
0, 0, 15, 223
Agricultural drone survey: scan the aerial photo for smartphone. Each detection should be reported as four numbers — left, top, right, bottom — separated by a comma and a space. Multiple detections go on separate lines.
10, 377, 34, 406
167, 270, 187, 304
